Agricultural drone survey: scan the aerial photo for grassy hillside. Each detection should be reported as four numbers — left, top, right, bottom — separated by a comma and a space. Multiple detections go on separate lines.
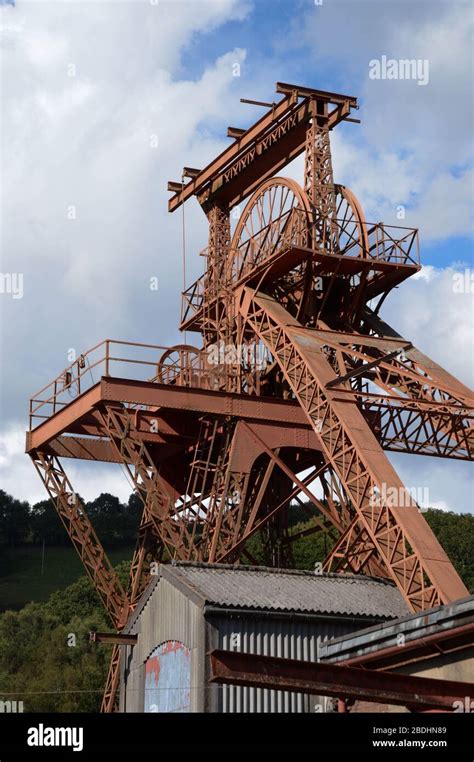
0, 544, 135, 611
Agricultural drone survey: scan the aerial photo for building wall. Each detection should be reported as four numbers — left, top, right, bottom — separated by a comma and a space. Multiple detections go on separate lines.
120, 576, 396, 713
351, 649, 474, 713
205, 611, 377, 713
120, 577, 205, 712
401, 649, 474, 684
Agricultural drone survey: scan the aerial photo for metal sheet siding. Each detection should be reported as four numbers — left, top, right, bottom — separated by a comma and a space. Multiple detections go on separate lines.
212, 614, 361, 713
121, 576, 205, 712
120, 566, 400, 713
144, 641, 191, 713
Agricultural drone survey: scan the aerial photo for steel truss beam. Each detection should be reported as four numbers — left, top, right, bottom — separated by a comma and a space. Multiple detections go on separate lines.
96, 405, 193, 559
168, 86, 357, 212
304, 111, 338, 247
26, 377, 310, 452
101, 643, 121, 713
30, 450, 145, 713
306, 327, 474, 460
202, 421, 340, 565
239, 287, 468, 610
30, 452, 129, 628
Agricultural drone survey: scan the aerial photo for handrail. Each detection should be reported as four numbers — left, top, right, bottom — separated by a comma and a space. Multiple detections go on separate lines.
33, 213, 420, 429
28, 340, 219, 431
181, 213, 420, 325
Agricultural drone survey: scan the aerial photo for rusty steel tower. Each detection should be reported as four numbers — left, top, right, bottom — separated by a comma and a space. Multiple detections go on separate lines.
26, 83, 473, 711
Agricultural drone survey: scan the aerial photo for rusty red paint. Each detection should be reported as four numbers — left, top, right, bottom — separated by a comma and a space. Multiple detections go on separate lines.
160, 640, 190, 657
145, 640, 190, 683
145, 640, 191, 713
26, 82, 473, 715
145, 655, 161, 684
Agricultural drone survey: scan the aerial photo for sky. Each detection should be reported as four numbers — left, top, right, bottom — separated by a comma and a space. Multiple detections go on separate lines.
0, 0, 472, 512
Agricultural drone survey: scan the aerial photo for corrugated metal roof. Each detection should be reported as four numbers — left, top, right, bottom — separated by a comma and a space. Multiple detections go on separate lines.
167, 562, 408, 620
320, 594, 474, 663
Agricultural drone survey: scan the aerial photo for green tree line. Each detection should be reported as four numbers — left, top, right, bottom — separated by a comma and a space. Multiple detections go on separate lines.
0, 490, 143, 548
0, 569, 124, 712
0, 490, 472, 712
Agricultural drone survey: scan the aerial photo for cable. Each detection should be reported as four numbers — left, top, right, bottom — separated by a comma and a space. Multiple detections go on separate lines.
0, 684, 215, 696
86, 354, 95, 386
181, 172, 187, 345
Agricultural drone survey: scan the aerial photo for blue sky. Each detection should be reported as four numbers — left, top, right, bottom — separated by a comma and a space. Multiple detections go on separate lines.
0, 0, 472, 511
174, 0, 474, 270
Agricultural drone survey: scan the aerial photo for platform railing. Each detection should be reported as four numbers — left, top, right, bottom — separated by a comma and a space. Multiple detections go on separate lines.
181, 210, 420, 325
28, 339, 213, 430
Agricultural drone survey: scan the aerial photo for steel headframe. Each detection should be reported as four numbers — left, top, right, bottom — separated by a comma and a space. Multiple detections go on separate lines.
27, 82, 472, 711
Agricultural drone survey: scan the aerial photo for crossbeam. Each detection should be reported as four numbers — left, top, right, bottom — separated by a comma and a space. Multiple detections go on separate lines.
90, 632, 138, 645
275, 82, 358, 106
209, 650, 473, 710
168, 83, 358, 212
326, 344, 412, 389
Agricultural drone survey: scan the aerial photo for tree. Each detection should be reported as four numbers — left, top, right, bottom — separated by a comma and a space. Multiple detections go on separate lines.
244, 504, 474, 594
29, 499, 66, 546
0, 491, 30, 547
0, 572, 118, 712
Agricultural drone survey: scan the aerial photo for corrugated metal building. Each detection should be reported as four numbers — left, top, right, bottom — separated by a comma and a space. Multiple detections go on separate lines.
319, 594, 474, 712
119, 562, 408, 713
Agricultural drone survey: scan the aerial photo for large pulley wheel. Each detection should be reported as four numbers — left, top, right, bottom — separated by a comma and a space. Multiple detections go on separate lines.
228, 179, 370, 378
230, 177, 313, 321
332, 184, 369, 258
156, 345, 201, 385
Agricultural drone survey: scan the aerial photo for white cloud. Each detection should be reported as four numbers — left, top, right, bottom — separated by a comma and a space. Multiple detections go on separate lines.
381, 264, 474, 388
389, 451, 473, 515
331, 130, 474, 240
293, 0, 474, 241
409, 171, 474, 242
0, 1, 249, 423
0, 0, 250, 506
0, 0, 471, 521
0, 424, 132, 504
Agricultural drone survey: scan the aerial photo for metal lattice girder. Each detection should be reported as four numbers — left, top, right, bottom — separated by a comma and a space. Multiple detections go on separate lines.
305, 327, 474, 460
101, 503, 165, 714
216, 455, 339, 564
363, 308, 474, 400
196, 421, 251, 562
239, 287, 469, 611
206, 202, 231, 293
96, 404, 195, 560
127, 508, 163, 607
323, 515, 388, 578
101, 643, 121, 713
224, 424, 387, 578
304, 112, 338, 245
198, 420, 334, 563
31, 452, 130, 628
169, 86, 357, 213
95, 400, 332, 566
100, 494, 166, 714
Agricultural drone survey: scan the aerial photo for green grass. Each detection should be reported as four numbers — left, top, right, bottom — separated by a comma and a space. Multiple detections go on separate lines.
0, 544, 135, 611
